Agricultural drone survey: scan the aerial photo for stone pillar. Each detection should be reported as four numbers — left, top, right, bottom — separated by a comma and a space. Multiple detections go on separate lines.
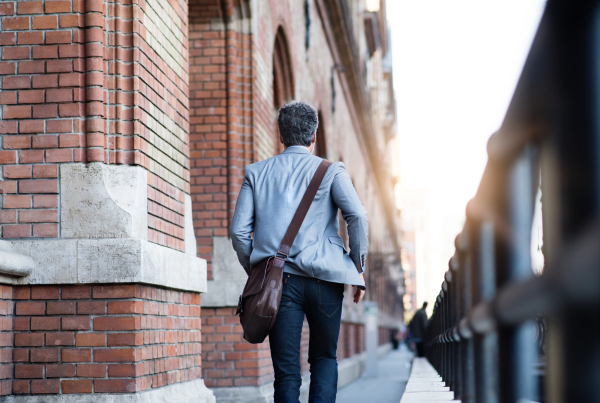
0, 0, 213, 400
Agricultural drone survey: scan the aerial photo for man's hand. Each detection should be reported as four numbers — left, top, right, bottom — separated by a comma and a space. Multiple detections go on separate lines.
353, 273, 366, 304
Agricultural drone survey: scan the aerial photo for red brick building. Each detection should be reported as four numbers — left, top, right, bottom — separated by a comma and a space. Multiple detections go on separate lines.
0, 0, 403, 401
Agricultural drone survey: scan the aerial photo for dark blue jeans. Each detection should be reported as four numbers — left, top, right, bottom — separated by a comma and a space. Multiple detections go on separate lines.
269, 273, 344, 403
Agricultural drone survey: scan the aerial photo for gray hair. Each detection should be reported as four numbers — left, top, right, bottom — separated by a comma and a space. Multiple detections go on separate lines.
277, 101, 318, 147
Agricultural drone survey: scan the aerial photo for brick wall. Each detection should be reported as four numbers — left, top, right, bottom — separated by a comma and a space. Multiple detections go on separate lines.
201, 307, 273, 388
1, 287, 376, 396
0, 0, 192, 253
134, 0, 191, 252
201, 305, 364, 388
188, 0, 254, 279
9, 284, 201, 395
0, 0, 86, 239
337, 322, 365, 361
0, 285, 13, 396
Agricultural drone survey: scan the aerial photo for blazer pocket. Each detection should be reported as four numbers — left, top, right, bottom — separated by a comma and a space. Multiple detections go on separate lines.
328, 236, 348, 254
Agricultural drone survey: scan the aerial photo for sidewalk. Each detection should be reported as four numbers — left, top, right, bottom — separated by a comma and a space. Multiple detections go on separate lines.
337, 344, 413, 403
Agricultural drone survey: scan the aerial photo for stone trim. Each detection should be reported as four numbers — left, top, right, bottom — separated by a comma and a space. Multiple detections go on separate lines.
211, 382, 274, 403
60, 164, 148, 241
184, 194, 197, 256
0, 163, 208, 292
5, 239, 207, 293
1, 379, 215, 403
0, 241, 34, 278
201, 237, 247, 307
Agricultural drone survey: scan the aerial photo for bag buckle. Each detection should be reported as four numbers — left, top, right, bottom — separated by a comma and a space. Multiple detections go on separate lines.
276, 244, 290, 259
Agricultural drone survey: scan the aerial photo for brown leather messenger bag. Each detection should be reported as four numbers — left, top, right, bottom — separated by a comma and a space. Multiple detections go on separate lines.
236, 159, 332, 344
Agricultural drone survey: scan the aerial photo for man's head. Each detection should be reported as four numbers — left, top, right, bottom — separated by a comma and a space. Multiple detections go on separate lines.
422, 302, 428, 309
277, 101, 319, 148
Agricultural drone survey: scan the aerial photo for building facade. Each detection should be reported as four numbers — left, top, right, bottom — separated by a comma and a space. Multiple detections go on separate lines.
0, 0, 402, 401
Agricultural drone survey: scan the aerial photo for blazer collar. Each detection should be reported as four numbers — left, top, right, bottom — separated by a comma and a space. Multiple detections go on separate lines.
282, 145, 312, 155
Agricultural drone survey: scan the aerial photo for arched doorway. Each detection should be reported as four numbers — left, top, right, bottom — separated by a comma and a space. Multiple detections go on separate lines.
272, 26, 295, 155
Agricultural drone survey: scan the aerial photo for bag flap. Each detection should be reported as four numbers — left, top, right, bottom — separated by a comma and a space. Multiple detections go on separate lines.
243, 258, 271, 298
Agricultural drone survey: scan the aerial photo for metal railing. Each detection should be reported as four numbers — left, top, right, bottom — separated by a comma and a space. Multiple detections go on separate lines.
424, 1, 600, 402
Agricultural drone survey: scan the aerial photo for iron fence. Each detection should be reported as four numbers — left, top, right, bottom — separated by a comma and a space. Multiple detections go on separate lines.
423, 1, 600, 402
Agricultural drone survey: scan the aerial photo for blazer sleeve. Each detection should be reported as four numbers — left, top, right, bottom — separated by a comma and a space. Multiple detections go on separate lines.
230, 173, 254, 275
330, 163, 369, 273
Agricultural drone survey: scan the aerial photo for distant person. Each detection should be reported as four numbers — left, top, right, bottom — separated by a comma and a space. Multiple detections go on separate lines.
391, 328, 400, 350
409, 302, 429, 357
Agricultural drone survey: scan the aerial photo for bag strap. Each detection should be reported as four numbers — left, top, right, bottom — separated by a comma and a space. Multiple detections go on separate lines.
275, 159, 332, 261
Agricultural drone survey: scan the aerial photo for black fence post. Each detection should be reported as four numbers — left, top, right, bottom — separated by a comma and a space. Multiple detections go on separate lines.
472, 220, 498, 403
450, 257, 462, 401
542, 1, 600, 401
457, 233, 475, 403
444, 269, 454, 391
443, 279, 450, 385
497, 147, 539, 403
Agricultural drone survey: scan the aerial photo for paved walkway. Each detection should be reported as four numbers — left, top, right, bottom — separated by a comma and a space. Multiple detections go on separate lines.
337, 345, 413, 403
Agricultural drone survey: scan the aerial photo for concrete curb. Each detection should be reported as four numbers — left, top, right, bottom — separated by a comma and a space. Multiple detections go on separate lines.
400, 358, 459, 402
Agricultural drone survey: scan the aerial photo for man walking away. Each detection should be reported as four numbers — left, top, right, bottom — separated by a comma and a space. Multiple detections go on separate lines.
230, 101, 368, 403
410, 302, 429, 357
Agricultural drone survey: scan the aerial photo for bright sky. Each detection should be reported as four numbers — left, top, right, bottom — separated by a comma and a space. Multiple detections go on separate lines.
388, 0, 546, 213
386, 0, 547, 311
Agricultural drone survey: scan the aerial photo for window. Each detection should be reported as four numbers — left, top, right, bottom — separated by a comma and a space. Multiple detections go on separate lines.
272, 26, 295, 156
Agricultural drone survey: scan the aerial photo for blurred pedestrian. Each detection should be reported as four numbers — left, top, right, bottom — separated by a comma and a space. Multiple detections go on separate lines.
391, 328, 400, 350
409, 302, 429, 357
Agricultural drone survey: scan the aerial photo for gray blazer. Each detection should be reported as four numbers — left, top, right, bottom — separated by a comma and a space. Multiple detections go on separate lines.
230, 146, 368, 288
